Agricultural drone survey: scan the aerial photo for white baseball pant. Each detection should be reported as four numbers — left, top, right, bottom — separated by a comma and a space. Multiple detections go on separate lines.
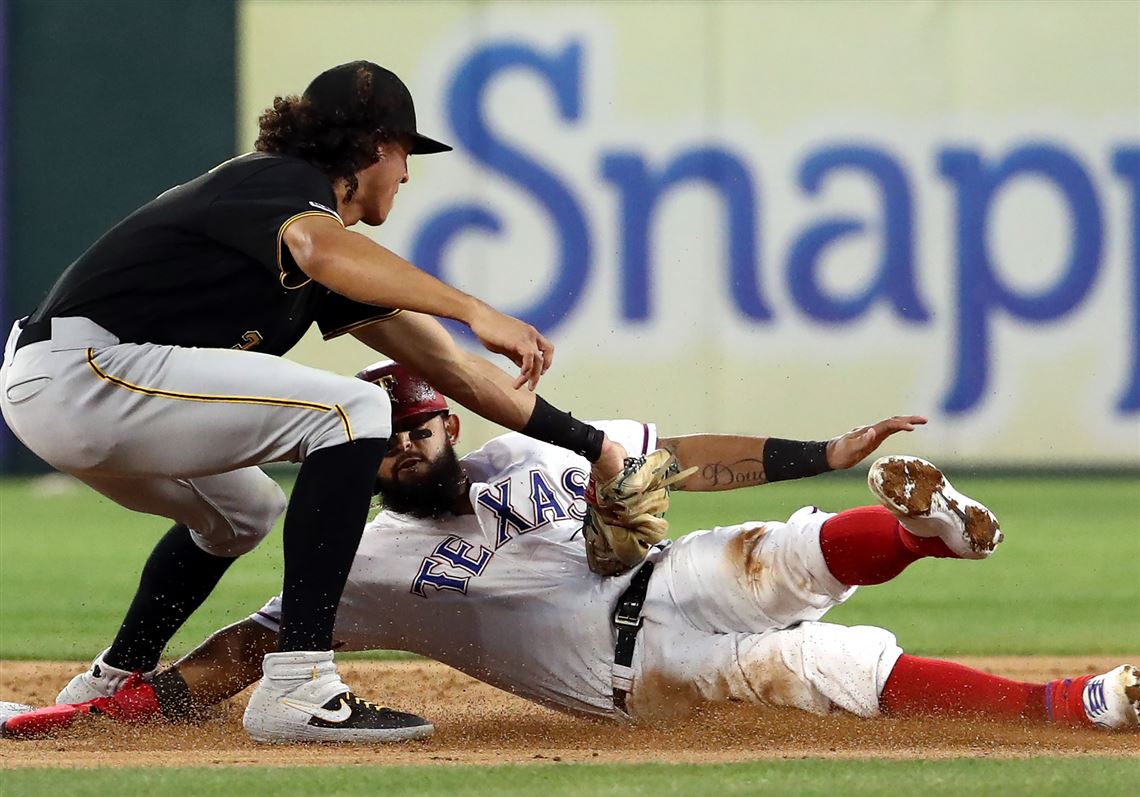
628, 507, 903, 721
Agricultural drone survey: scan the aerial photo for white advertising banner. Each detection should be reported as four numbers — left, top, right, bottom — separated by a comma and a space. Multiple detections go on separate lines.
241, 0, 1140, 464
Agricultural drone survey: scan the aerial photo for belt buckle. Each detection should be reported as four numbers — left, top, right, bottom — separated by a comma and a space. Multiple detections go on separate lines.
614, 603, 643, 629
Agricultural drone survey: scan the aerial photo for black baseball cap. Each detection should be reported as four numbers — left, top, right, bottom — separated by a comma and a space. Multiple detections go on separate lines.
303, 61, 452, 155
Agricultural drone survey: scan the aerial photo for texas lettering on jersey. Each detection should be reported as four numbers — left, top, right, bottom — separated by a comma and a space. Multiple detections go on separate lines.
410, 466, 588, 597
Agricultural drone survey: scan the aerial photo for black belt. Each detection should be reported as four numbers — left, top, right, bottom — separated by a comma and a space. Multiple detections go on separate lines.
611, 559, 654, 715
14, 318, 52, 352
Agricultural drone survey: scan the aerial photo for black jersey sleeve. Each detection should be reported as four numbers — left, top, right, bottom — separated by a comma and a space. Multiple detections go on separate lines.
204, 158, 342, 289
316, 290, 403, 339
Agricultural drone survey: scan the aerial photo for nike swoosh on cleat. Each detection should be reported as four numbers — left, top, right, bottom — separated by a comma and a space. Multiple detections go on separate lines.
279, 697, 353, 724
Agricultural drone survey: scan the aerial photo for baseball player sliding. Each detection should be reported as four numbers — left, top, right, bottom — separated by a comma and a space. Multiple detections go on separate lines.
3, 364, 1137, 739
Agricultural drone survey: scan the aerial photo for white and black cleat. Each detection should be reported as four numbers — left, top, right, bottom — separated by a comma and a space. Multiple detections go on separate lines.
276, 691, 433, 742
243, 650, 434, 743
868, 456, 1002, 559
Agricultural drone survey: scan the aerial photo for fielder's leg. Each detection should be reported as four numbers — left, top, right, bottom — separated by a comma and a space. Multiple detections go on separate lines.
3, 323, 429, 740
55, 467, 286, 702
275, 439, 383, 652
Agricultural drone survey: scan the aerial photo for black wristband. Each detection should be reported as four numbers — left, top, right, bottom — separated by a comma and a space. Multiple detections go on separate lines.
762, 438, 832, 482
150, 668, 198, 720
522, 396, 605, 462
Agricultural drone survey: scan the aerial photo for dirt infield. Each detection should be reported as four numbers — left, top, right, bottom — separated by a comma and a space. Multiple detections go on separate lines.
1, 657, 1136, 768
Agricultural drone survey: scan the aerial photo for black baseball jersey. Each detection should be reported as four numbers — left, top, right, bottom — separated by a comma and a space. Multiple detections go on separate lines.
26, 152, 398, 356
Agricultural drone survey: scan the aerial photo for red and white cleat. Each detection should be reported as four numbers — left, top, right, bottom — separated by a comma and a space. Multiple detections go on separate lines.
2, 703, 91, 738
1, 673, 160, 739
867, 456, 1002, 560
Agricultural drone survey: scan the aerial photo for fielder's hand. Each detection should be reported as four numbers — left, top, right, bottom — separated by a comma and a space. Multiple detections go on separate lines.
826, 415, 928, 470
468, 302, 554, 391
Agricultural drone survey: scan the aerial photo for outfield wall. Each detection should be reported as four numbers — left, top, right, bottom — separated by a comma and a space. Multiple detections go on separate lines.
2, 2, 1137, 471
244, 1, 1140, 466
0, 0, 8, 467
0, 0, 235, 472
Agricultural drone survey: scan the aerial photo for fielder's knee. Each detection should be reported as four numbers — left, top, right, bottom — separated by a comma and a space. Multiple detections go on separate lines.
304, 379, 391, 456
189, 477, 287, 557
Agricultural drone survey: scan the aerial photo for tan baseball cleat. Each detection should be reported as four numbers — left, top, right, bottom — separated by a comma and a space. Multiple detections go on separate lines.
867, 456, 1002, 559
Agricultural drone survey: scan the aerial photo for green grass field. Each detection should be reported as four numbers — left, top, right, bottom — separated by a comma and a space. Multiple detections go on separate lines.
1, 471, 1138, 795
1, 471, 1136, 660
3, 759, 1139, 797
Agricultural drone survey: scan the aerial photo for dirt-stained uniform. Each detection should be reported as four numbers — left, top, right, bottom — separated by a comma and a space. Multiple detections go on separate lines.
252, 422, 902, 721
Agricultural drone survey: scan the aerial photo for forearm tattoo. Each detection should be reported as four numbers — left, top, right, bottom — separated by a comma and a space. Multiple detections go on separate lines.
661, 440, 767, 489
699, 458, 765, 488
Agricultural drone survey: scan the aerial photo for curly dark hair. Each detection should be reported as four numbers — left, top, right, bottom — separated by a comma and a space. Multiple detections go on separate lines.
255, 67, 396, 202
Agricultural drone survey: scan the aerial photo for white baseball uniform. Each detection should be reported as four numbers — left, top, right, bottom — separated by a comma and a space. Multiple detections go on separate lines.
252, 421, 904, 721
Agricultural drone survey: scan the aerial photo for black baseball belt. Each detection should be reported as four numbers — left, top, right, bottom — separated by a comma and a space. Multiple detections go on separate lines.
611, 559, 655, 715
14, 317, 52, 353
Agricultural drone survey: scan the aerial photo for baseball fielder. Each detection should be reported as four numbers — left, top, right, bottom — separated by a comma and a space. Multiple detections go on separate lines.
0, 61, 637, 744
4, 364, 1136, 738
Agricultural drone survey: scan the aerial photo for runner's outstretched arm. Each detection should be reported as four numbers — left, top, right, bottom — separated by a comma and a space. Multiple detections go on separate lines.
658, 415, 928, 491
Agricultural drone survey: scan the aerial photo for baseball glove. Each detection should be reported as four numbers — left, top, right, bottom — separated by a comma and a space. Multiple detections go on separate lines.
584, 449, 697, 576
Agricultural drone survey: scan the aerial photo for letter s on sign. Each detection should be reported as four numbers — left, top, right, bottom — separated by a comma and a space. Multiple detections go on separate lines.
412, 42, 591, 336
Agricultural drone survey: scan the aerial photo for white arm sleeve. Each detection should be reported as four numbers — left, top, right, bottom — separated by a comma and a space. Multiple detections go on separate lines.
588, 420, 657, 458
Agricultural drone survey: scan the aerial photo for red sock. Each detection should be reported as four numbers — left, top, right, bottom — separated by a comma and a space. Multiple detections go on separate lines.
819, 506, 957, 586
1044, 675, 1096, 726
880, 654, 1047, 720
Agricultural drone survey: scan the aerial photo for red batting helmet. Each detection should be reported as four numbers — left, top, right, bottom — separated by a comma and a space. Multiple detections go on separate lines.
355, 360, 449, 428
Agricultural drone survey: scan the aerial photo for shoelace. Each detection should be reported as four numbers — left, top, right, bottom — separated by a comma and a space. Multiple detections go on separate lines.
345, 692, 389, 712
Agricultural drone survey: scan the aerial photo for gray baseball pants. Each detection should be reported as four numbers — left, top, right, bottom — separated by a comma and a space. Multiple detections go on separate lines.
1, 317, 391, 556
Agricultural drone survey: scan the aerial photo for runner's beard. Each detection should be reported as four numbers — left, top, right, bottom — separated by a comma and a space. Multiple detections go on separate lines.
376, 447, 466, 518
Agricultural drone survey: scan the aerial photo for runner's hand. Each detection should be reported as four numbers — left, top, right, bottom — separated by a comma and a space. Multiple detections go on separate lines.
826, 415, 928, 470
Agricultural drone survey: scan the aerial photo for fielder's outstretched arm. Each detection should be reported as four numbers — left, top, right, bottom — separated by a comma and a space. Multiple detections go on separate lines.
352, 311, 627, 478
285, 214, 552, 391
658, 415, 927, 492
